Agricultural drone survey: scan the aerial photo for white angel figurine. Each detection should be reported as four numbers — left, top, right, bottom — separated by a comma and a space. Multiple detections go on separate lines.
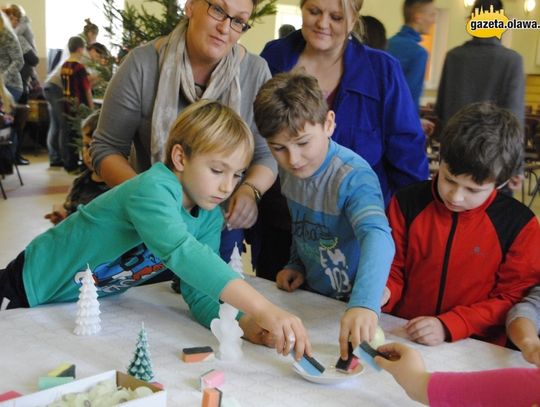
210, 303, 243, 361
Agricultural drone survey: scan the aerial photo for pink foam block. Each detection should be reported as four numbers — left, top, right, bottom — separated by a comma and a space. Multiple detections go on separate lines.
0, 391, 22, 402
199, 369, 224, 390
347, 356, 361, 373
151, 381, 164, 390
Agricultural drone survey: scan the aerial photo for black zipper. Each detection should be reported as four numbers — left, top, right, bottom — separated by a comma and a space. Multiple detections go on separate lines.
436, 212, 458, 314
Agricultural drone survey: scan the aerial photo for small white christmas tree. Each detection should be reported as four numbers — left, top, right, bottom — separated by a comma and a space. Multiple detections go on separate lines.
127, 323, 154, 382
228, 243, 244, 278
74, 264, 101, 336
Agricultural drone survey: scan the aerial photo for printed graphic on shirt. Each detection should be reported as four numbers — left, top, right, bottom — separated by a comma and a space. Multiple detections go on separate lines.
293, 216, 351, 299
73, 243, 167, 294
320, 246, 351, 300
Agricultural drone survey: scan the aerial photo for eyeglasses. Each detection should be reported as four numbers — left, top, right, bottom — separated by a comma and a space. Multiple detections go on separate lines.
204, 0, 251, 33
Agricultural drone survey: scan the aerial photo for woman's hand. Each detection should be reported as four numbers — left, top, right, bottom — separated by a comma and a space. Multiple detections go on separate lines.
276, 268, 305, 292
225, 184, 258, 229
339, 307, 378, 359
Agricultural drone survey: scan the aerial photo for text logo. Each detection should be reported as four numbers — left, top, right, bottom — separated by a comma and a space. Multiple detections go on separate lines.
467, 5, 508, 39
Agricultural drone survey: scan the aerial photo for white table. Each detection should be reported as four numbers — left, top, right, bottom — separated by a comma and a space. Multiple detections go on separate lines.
0, 276, 531, 406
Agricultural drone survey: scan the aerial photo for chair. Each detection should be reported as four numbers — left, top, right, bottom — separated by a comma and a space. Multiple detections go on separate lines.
524, 133, 540, 208
420, 110, 441, 178
0, 127, 24, 199
524, 116, 539, 161
523, 128, 540, 208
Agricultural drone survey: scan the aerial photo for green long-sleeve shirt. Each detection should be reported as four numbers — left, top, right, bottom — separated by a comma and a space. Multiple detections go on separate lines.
23, 163, 240, 315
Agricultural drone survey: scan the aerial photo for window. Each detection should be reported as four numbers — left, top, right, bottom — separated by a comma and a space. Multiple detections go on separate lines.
274, 5, 302, 39
46, 0, 123, 50
421, 8, 449, 90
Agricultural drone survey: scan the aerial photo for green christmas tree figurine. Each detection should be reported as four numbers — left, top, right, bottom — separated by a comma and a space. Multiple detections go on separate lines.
127, 322, 154, 382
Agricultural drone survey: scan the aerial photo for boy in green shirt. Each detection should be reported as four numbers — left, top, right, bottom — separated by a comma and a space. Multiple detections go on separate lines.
0, 100, 310, 357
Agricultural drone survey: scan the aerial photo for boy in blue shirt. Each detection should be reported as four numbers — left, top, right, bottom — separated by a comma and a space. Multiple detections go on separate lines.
0, 100, 310, 358
253, 71, 395, 359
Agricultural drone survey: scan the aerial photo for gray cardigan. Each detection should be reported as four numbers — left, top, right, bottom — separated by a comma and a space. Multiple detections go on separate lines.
506, 285, 540, 334
91, 41, 276, 174
0, 29, 24, 93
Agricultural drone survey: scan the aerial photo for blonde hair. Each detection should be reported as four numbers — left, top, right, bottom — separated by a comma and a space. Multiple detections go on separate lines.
164, 100, 254, 169
300, 0, 364, 33
4, 4, 25, 21
83, 18, 99, 36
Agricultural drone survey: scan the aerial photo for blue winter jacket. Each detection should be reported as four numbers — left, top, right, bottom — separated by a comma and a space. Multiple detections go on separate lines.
260, 30, 429, 205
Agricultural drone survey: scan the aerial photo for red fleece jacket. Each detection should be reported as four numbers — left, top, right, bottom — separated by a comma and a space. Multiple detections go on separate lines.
383, 180, 540, 345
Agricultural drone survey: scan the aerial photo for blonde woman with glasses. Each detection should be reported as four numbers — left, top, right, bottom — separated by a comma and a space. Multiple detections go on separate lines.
92, 0, 276, 263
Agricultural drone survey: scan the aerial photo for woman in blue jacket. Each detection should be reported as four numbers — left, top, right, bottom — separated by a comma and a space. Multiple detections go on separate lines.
254, 0, 428, 281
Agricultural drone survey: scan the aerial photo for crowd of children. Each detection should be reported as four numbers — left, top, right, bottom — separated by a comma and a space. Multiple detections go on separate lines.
3, 68, 538, 401
44, 109, 108, 224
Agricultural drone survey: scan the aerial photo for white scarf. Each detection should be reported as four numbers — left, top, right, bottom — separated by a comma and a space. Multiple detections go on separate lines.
150, 20, 242, 163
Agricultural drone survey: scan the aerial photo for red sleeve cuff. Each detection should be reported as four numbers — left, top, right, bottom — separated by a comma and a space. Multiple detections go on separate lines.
437, 312, 469, 342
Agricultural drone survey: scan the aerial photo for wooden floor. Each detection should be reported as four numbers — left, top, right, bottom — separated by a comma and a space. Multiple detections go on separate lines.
1, 151, 539, 267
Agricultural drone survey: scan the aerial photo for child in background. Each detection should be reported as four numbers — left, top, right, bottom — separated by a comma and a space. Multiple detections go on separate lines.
507, 285, 540, 367
253, 71, 395, 359
0, 100, 310, 358
45, 110, 108, 224
87, 42, 109, 66
60, 36, 94, 173
375, 342, 540, 406
86, 42, 111, 96
382, 102, 540, 346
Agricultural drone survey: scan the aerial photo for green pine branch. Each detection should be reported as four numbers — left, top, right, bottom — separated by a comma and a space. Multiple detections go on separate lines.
250, 0, 278, 24
103, 0, 277, 53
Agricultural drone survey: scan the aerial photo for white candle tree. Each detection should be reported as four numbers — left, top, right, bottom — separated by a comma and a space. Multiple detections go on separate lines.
74, 264, 101, 336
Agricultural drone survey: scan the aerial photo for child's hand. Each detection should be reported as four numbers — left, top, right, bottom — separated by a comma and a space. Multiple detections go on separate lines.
339, 307, 378, 359
420, 118, 435, 137
225, 184, 258, 229
252, 302, 311, 360
405, 316, 446, 346
44, 204, 68, 225
521, 338, 540, 367
239, 315, 275, 348
374, 342, 430, 405
219, 279, 311, 359
276, 268, 304, 292
507, 174, 524, 192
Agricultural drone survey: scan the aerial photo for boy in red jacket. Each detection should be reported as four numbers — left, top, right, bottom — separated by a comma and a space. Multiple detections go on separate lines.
382, 102, 540, 346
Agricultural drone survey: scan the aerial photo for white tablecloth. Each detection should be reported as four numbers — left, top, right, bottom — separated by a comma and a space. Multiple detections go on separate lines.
0, 276, 531, 406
